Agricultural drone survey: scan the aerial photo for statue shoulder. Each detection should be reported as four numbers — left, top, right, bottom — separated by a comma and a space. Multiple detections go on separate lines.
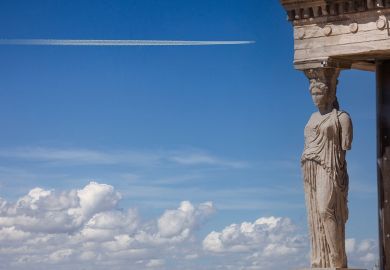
309, 111, 320, 120
337, 110, 352, 126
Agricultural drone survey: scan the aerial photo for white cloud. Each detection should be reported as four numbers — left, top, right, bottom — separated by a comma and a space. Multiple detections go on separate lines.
49, 249, 73, 263
74, 182, 122, 221
0, 182, 378, 270
158, 201, 214, 238
202, 216, 307, 269
0, 147, 159, 166
169, 152, 248, 168
0, 182, 122, 234
146, 259, 165, 268
202, 218, 378, 270
357, 239, 375, 253
184, 253, 199, 260
0, 226, 30, 241
0, 183, 216, 270
360, 252, 376, 263
346, 238, 356, 253
346, 238, 378, 267
203, 216, 303, 255
0, 147, 248, 169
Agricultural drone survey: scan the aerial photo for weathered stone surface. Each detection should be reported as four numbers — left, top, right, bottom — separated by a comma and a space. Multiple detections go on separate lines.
302, 67, 352, 268
280, 0, 390, 70
293, 12, 390, 70
281, 0, 389, 21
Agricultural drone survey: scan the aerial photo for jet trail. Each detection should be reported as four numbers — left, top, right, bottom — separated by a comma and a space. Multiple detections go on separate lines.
0, 39, 255, 46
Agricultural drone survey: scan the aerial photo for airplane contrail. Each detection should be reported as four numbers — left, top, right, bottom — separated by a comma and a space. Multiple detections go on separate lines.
0, 39, 255, 46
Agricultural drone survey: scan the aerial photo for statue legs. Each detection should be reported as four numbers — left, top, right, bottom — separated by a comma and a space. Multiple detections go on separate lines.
316, 165, 347, 268
321, 215, 347, 267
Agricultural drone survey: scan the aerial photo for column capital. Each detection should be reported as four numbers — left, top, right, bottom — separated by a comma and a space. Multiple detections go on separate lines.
303, 67, 340, 94
304, 67, 341, 82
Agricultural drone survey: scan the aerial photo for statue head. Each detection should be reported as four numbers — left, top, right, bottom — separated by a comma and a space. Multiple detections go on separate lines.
309, 79, 339, 111
305, 68, 340, 112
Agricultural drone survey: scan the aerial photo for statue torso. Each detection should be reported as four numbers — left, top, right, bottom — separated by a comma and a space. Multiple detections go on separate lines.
302, 109, 346, 171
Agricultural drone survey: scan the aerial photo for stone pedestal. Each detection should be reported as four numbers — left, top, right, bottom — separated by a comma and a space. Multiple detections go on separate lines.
301, 268, 366, 270
302, 267, 366, 270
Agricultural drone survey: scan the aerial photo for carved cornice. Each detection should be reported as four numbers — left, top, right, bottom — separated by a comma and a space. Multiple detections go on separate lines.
280, 0, 390, 70
280, 0, 390, 22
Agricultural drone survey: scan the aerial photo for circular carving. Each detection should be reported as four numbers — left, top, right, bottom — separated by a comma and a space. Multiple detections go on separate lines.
323, 25, 332, 36
349, 22, 358, 33
377, 18, 387, 30
295, 28, 305, 40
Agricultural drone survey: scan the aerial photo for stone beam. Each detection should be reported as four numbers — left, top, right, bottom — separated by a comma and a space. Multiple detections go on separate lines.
280, 0, 390, 70
281, 0, 389, 21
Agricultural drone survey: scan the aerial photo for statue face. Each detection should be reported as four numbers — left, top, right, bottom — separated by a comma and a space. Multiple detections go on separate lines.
311, 85, 329, 109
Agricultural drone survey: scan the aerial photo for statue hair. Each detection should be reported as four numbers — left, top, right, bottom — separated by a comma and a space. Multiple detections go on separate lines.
309, 78, 340, 110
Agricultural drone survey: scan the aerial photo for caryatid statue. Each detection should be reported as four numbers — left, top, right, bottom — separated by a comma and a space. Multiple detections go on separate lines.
301, 68, 353, 268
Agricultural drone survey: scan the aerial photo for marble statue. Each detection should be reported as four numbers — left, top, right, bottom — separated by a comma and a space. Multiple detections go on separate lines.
301, 68, 353, 268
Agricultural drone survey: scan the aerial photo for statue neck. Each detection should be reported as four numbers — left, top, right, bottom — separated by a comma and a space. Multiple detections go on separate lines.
318, 105, 334, 115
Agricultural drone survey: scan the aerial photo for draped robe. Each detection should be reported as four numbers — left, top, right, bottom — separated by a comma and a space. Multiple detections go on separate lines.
301, 109, 349, 267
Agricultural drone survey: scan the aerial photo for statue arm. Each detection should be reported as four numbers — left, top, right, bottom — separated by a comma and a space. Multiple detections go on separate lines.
339, 112, 353, 150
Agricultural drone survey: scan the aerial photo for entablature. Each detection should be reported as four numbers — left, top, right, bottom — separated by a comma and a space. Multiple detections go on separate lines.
280, 0, 390, 71
281, 0, 390, 22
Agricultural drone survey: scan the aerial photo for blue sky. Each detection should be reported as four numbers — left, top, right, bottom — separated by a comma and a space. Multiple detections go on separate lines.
0, 1, 378, 269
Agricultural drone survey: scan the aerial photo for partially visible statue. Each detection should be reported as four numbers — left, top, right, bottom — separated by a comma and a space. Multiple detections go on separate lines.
301, 68, 353, 268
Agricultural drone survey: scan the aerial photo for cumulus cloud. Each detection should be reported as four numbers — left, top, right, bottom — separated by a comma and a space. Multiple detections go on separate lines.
145, 259, 165, 268
0, 182, 378, 270
203, 217, 302, 254
0, 183, 215, 270
0, 182, 121, 234
346, 238, 378, 267
202, 218, 378, 270
158, 201, 214, 238
346, 238, 356, 253
202, 216, 307, 269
